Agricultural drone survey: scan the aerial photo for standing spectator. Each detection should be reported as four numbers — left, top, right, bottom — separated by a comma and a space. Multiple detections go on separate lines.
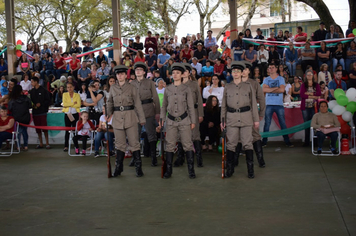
332, 43, 346, 71
69, 53, 81, 80
257, 44, 269, 77
243, 29, 253, 50
69, 41, 81, 55
285, 42, 298, 77
200, 95, 220, 151
41, 44, 51, 58
317, 41, 331, 69
29, 76, 51, 149
335, 25, 344, 38
106, 37, 114, 63
318, 63, 332, 85
191, 57, 202, 75
96, 51, 108, 65
268, 46, 280, 65
8, 85, 31, 151
242, 44, 257, 69
96, 61, 110, 86
328, 70, 347, 100
82, 80, 104, 124
220, 41, 231, 62
33, 43, 41, 58
313, 22, 327, 41
349, 62, 356, 88
157, 37, 165, 53
157, 47, 171, 82
77, 60, 91, 87
345, 20, 356, 37
346, 41, 356, 72
231, 32, 244, 61
94, 107, 115, 158
294, 26, 307, 43
25, 44, 33, 61
301, 41, 316, 73
205, 30, 217, 52
267, 31, 276, 41
254, 28, 265, 40
203, 74, 224, 106
133, 35, 144, 53
193, 43, 207, 65
262, 63, 294, 147
275, 30, 285, 59
326, 25, 339, 39
180, 37, 188, 50
173, 35, 182, 48
0, 58, 8, 76
284, 30, 293, 42
145, 48, 157, 73
20, 74, 32, 93
54, 52, 67, 80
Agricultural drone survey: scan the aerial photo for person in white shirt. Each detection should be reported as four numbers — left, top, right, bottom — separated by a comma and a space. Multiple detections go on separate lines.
191, 57, 202, 75
257, 44, 269, 77
20, 74, 32, 92
203, 74, 224, 106
94, 110, 115, 158
155, 78, 165, 95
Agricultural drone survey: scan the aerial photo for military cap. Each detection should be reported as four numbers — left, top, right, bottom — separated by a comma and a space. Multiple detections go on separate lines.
242, 61, 252, 69
231, 61, 246, 71
182, 62, 193, 72
171, 63, 185, 73
114, 65, 128, 74
134, 61, 148, 71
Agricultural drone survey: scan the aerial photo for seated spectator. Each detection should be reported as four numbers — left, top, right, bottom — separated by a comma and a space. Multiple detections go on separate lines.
96, 51, 108, 65
144, 31, 157, 54
151, 70, 161, 83
54, 52, 67, 80
220, 41, 231, 62
134, 50, 145, 63
311, 101, 340, 154
78, 60, 91, 87
207, 45, 221, 64
301, 40, 316, 73
157, 47, 170, 82
145, 48, 157, 73
166, 44, 174, 56
87, 53, 96, 64
318, 63, 332, 85
349, 62, 356, 88
346, 41, 356, 72
257, 44, 269, 77
78, 83, 88, 102
133, 35, 144, 53
253, 67, 262, 84
220, 80, 226, 87
40, 53, 55, 81
25, 44, 33, 61
305, 65, 318, 83
205, 30, 217, 52
69, 53, 81, 80
66, 75, 78, 92
51, 75, 67, 90
275, 30, 285, 58
201, 60, 214, 77
69, 41, 82, 56
173, 46, 181, 62
242, 44, 257, 69
17, 54, 31, 78
284, 77, 292, 103
213, 58, 224, 80
166, 58, 174, 83
326, 25, 339, 39
72, 111, 95, 155
193, 33, 203, 48
41, 44, 51, 58
96, 61, 110, 86
328, 70, 347, 100
223, 57, 232, 83
294, 26, 307, 43
0, 81, 8, 97
191, 57, 202, 75
332, 42, 346, 72
345, 20, 356, 37
0, 58, 8, 76
231, 32, 244, 61
313, 22, 327, 41
191, 68, 201, 89
193, 43, 207, 66
200, 95, 220, 151
285, 42, 298, 77
32, 54, 43, 77
0, 105, 15, 148
202, 74, 223, 106
243, 29, 253, 50
202, 80, 211, 101
122, 54, 133, 69
55, 86, 64, 107
291, 76, 301, 101
268, 46, 280, 65
94, 107, 115, 158
8, 85, 31, 151
20, 74, 32, 93
317, 41, 331, 69
319, 81, 329, 100
109, 60, 117, 76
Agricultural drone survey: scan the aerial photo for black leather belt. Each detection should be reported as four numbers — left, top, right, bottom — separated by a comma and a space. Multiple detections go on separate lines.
141, 98, 153, 104
227, 106, 250, 113
114, 105, 134, 111
167, 112, 188, 122
194, 103, 198, 109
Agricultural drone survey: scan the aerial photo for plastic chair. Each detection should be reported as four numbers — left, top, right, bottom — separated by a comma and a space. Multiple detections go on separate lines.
68, 120, 96, 156
311, 127, 341, 156
0, 122, 20, 156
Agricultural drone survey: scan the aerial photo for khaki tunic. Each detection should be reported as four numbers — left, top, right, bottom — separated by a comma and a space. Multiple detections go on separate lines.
184, 80, 203, 141
161, 83, 196, 152
131, 78, 160, 142
221, 80, 259, 151
107, 81, 146, 152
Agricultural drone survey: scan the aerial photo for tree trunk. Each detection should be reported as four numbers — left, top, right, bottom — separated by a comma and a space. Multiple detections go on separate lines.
280, 0, 286, 22
349, 0, 356, 22
200, 15, 205, 39
242, 0, 257, 32
287, 0, 292, 21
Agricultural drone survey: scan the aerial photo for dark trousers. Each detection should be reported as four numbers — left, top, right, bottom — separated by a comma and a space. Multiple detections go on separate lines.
200, 123, 218, 145
301, 60, 317, 73
315, 131, 338, 149
0, 132, 12, 146
302, 107, 315, 143
259, 62, 268, 77
64, 113, 79, 147
73, 135, 89, 149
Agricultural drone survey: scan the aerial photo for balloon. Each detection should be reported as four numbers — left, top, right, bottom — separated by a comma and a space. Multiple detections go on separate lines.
16, 44, 22, 50
16, 50, 22, 57
225, 31, 230, 37
342, 111, 352, 122
346, 101, 356, 113
16, 39, 22, 45
334, 88, 345, 100
336, 95, 348, 106
353, 28, 356, 36
328, 100, 338, 110
333, 105, 346, 116
223, 36, 227, 42
218, 145, 222, 154
348, 33, 355, 38
337, 115, 347, 126
346, 88, 356, 102
340, 123, 351, 136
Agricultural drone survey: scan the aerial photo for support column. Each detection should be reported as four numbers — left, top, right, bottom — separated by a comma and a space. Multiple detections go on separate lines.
112, 0, 122, 65
229, 0, 238, 44
5, 0, 16, 77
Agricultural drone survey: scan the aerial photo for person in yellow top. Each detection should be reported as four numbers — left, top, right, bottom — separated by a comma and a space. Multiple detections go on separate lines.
62, 82, 82, 151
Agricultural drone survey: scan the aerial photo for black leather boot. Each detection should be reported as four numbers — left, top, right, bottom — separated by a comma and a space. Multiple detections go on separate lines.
113, 150, 125, 177
128, 156, 135, 167
150, 141, 157, 167
133, 150, 144, 177
225, 150, 235, 178
164, 152, 173, 178
253, 140, 266, 168
246, 150, 254, 178
173, 142, 185, 167
194, 141, 203, 167
234, 143, 242, 167
186, 151, 196, 179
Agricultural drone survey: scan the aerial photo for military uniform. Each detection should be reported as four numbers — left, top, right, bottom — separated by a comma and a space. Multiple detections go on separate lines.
221, 62, 259, 178
130, 62, 161, 166
160, 63, 197, 179
174, 63, 204, 168
107, 65, 146, 177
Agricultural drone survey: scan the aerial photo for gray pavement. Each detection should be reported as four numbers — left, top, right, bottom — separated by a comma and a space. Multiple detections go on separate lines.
0, 142, 355, 236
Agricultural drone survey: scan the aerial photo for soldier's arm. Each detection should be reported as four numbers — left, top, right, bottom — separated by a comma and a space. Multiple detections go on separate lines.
250, 85, 259, 123
186, 87, 196, 125
256, 83, 266, 118
160, 88, 168, 123
151, 80, 161, 115
196, 83, 204, 118
133, 86, 146, 124
107, 86, 114, 117
221, 87, 227, 124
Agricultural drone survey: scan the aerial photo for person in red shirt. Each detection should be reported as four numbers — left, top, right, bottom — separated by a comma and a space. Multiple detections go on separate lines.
72, 111, 95, 155
0, 106, 15, 146
69, 53, 81, 80
214, 58, 225, 80
294, 26, 308, 43
144, 31, 157, 54
54, 52, 67, 80
134, 50, 145, 63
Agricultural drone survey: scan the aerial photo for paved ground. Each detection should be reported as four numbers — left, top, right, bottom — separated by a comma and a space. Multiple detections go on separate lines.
0, 142, 355, 236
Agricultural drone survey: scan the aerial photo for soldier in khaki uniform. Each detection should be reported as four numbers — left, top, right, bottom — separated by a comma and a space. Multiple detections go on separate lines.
107, 65, 146, 177
220, 62, 259, 178
159, 63, 196, 179
234, 61, 266, 168
130, 62, 160, 167
174, 63, 204, 167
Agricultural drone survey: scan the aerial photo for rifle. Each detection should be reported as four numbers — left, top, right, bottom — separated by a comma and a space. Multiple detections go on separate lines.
160, 119, 166, 178
221, 118, 226, 179
104, 97, 112, 178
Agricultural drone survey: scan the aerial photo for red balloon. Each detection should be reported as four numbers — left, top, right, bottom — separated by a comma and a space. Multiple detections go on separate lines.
340, 123, 351, 136
337, 115, 347, 126
225, 31, 230, 37
16, 40, 22, 45
16, 50, 22, 58
347, 33, 355, 38
223, 36, 227, 42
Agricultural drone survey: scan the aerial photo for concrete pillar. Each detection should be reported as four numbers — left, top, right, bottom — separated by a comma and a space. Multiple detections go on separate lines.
5, 0, 16, 77
112, 0, 122, 65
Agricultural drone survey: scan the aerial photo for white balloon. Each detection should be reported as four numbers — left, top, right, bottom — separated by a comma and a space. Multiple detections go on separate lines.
342, 111, 353, 122
328, 100, 338, 110
332, 105, 346, 116
346, 88, 356, 102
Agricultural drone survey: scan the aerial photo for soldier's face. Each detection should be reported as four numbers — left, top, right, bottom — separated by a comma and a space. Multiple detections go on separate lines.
135, 67, 145, 77
242, 68, 250, 77
183, 70, 190, 78
172, 70, 182, 81
232, 69, 242, 78
116, 72, 127, 82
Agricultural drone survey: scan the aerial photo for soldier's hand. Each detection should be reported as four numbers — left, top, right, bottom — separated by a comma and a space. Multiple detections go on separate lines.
254, 122, 260, 129
220, 122, 225, 131
155, 114, 160, 123
259, 116, 263, 121
199, 117, 203, 123
141, 123, 145, 126
190, 124, 195, 130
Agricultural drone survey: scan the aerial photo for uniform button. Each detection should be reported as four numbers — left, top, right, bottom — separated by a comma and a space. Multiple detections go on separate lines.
175, 102, 177, 104
236, 93, 238, 95
174, 93, 176, 95
238, 120, 240, 122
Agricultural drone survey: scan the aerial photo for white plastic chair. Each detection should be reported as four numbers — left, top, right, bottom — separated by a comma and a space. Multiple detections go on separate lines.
68, 120, 96, 156
311, 127, 341, 156
0, 122, 20, 156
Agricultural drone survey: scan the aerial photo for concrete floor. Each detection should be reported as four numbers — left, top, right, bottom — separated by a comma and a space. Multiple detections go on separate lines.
0, 142, 355, 236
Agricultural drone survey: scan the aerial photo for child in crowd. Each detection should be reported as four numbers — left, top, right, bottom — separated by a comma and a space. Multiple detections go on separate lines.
72, 111, 95, 155
0, 76, 6, 86
152, 70, 161, 82
0, 81, 8, 97
319, 81, 329, 100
